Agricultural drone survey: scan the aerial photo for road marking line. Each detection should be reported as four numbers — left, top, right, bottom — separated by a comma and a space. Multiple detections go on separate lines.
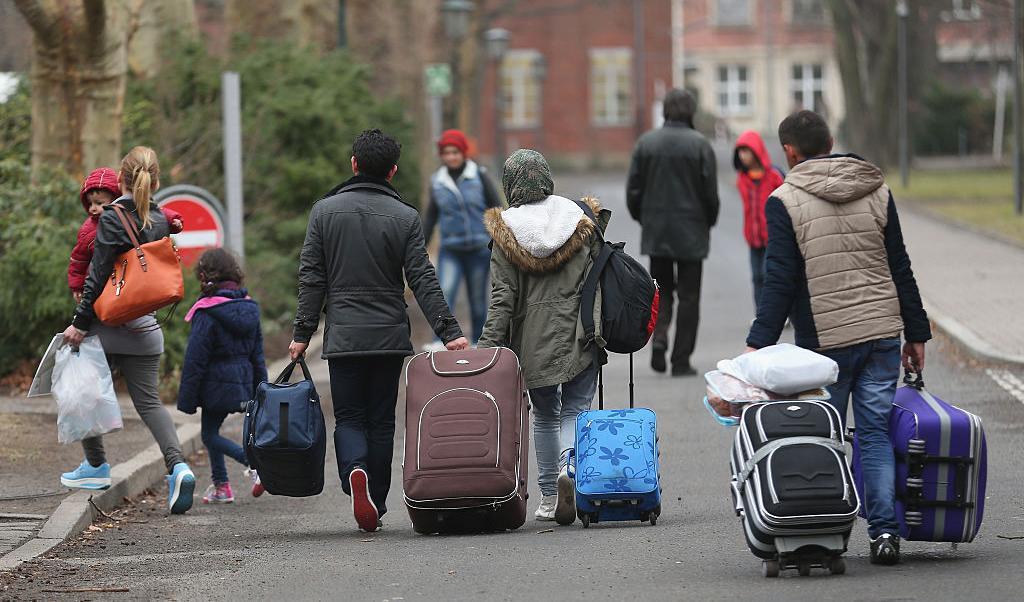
986, 369, 1024, 405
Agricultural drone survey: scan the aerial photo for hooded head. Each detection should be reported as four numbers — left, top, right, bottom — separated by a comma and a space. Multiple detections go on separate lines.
733, 130, 773, 173
79, 167, 121, 215
503, 149, 554, 207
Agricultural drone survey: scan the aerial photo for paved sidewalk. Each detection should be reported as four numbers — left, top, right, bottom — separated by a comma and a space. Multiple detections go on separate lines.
898, 203, 1024, 364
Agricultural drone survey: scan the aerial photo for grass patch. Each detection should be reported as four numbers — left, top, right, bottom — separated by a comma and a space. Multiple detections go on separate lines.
887, 168, 1013, 201
888, 168, 1024, 243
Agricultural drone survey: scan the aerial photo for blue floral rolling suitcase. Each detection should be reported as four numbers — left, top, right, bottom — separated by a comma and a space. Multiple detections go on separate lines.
572, 354, 661, 527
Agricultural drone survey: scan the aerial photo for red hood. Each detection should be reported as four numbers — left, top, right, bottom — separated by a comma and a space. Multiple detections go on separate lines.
79, 168, 121, 212
733, 130, 774, 173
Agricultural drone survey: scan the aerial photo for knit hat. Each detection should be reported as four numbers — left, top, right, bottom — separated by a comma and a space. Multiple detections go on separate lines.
437, 129, 469, 155
80, 167, 121, 211
503, 149, 554, 207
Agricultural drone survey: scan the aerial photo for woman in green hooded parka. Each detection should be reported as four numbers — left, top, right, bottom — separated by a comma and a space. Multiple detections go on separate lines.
478, 149, 610, 526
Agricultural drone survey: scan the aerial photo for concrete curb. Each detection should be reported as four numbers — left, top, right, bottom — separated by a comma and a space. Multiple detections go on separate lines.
0, 421, 203, 572
924, 299, 1024, 367
0, 330, 322, 573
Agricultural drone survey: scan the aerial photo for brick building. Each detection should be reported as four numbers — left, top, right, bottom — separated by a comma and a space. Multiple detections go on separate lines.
680, 0, 842, 137
477, 0, 841, 167
478, 0, 674, 168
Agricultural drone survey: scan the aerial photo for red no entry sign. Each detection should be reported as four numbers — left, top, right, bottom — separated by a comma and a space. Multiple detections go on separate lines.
156, 185, 227, 267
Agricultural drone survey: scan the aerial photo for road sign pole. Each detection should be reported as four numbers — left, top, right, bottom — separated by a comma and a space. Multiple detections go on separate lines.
222, 71, 245, 260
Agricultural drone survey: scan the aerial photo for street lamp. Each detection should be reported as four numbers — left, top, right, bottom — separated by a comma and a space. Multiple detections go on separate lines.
441, 0, 474, 40
440, 1, 475, 131
485, 27, 510, 60
485, 28, 510, 172
896, 0, 910, 187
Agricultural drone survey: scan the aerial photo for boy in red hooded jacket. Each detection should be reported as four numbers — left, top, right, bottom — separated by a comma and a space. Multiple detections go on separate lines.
68, 167, 184, 302
733, 130, 784, 309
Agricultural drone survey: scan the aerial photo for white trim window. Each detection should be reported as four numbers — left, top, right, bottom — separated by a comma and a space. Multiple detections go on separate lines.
941, 0, 981, 22
501, 50, 542, 129
590, 47, 633, 127
791, 63, 824, 113
715, 0, 753, 27
716, 64, 751, 116
790, 0, 826, 25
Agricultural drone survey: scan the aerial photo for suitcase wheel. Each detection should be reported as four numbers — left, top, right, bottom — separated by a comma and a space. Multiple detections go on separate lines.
798, 561, 811, 577
762, 559, 780, 578
581, 513, 592, 529
828, 556, 846, 575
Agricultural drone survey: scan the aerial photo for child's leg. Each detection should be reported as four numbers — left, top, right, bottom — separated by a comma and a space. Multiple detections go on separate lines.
200, 411, 247, 484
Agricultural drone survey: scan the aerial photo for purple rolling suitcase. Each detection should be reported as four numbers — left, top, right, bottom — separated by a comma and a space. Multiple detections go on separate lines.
852, 371, 987, 543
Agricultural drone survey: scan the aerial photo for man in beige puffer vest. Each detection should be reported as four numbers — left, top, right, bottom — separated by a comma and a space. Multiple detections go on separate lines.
746, 111, 931, 566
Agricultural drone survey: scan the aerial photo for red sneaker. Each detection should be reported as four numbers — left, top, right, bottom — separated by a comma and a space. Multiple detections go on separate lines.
348, 468, 379, 532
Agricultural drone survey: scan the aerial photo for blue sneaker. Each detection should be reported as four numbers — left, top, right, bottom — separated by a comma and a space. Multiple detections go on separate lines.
60, 460, 111, 490
166, 462, 196, 514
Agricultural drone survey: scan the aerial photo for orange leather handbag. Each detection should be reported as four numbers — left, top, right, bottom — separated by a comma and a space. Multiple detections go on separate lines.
93, 204, 185, 326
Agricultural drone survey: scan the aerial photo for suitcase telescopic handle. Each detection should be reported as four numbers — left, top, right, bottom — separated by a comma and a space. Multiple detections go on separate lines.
596, 353, 635, 411
275, 357, 313, 384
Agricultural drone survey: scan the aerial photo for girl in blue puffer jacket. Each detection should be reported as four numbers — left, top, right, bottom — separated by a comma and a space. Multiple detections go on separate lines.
177, 249, 268, 504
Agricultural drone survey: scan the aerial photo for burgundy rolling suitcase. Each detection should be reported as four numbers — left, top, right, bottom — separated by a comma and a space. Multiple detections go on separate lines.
852, 370, 987, 542
403, 347, 530, 534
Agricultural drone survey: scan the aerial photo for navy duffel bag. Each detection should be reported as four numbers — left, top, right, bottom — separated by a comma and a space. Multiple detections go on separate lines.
244, 358, 326, 497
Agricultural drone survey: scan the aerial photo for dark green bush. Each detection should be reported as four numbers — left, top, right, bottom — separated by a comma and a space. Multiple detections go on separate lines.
913, 82, 1000, 157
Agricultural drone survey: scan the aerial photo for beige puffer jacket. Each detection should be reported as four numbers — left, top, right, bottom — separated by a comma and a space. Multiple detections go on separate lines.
773, 156, 904, 350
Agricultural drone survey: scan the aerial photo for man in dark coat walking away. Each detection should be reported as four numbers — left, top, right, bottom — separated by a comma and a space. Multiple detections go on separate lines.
289, 129, 469, 532
627, 89, 720, 376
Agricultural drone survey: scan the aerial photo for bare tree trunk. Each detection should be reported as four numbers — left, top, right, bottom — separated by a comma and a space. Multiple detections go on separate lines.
127, 0, 198, 78
225, 0, 338, 52
15, 0, 128, 179
827, 0, 938, 167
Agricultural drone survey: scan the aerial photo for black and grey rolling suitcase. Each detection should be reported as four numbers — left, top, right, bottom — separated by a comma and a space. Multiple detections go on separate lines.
730, 400, 859, 577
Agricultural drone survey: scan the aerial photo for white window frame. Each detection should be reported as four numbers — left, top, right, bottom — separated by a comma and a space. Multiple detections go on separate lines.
791, 62, 824, 112
716, 64, 752, 116
590, 47, 633, 127
714, 0, 754, 27
501, 49, 542, 129
789, 0, 826, 25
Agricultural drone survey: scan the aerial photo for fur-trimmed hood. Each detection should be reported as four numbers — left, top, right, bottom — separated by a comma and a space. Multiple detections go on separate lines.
485, 195, 602, 274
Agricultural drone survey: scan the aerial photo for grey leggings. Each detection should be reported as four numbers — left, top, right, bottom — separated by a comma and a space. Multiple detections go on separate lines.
81, 354, 185, 472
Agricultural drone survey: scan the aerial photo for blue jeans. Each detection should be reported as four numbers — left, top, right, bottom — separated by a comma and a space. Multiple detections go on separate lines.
201, 411, 248, 485
438, 246, 491, 343
820, 337, 901, 539
529, 364, 599, 496
749, 246, 766, 309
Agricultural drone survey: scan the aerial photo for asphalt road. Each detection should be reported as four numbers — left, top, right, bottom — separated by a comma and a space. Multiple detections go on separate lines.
4, 162, 1024, 601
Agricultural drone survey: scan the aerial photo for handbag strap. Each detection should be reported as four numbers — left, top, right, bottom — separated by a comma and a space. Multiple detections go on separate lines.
109, 204, 148, 272
275, 358, 313, 384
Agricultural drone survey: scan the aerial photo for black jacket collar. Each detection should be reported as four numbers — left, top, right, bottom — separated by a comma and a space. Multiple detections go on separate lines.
322, 174, 401, 201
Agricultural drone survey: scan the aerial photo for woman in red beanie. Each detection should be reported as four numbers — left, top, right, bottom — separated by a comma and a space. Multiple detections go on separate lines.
422, 129, 503, 348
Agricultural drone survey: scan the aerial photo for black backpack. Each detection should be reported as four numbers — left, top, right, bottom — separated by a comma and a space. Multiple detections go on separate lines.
575, 202, 660, 358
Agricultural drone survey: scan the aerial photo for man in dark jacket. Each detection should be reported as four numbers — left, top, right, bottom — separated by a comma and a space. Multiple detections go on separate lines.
746, 111, 931, 566
289, 129, 468, 532
627, 89, 720, 376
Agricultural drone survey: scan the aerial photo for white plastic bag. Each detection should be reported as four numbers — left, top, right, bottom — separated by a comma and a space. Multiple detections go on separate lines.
51, 337, 122, 444
27, 334, 63, 397
717, 343, 839, 395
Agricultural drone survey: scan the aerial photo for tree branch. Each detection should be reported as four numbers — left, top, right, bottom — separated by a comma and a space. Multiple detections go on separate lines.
13, 0, 57, 43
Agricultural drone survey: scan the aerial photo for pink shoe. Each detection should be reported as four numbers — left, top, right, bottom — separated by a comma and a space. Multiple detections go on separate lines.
244, 468, 264, 498
201, 482, 234, 504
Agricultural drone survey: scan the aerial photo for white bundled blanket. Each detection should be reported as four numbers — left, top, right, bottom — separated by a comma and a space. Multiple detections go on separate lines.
718, 343, 839, 396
